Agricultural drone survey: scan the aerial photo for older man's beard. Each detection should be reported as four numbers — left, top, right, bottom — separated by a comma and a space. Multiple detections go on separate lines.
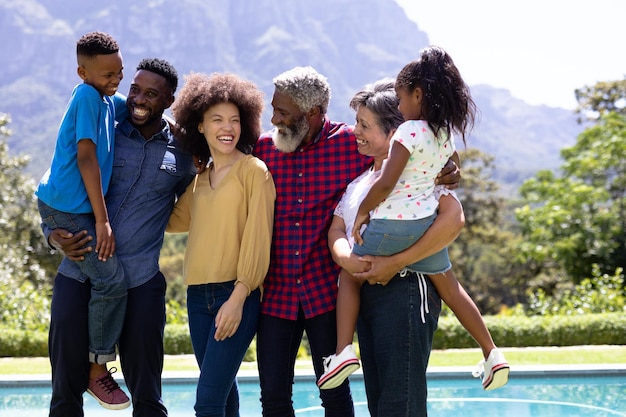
272, 115, 309, 153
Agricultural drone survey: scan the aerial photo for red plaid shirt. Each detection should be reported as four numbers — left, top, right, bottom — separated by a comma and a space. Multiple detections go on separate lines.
254, 118, 371, 320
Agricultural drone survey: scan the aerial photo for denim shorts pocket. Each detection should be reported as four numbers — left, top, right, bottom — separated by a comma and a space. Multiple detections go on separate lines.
374, 233, 418, 256
355, 219, 419, 257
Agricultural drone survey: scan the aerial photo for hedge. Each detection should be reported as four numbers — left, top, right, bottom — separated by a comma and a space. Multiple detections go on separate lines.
433, 312, 626, 349
1, 313, 625, 357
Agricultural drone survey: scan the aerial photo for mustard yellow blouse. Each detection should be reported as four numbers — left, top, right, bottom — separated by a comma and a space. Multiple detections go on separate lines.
167, 155, 276, 290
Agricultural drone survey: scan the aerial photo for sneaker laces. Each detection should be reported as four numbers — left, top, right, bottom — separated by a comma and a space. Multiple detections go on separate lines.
322, 356, 332, 371
472, 360, 485, 378
95, 367, 123, 394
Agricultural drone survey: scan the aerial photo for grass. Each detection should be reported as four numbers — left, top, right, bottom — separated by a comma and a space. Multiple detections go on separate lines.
2, 345, 625, 375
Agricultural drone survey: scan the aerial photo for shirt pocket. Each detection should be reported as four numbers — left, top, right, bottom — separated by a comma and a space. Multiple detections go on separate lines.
151, 149, 184, 194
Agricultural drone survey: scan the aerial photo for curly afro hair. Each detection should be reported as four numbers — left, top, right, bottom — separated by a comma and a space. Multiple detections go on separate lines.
172, 72, 264, 163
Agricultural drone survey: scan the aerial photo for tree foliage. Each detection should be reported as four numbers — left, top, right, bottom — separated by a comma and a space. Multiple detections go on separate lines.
160, 233, 188, 309
0, 114, 61, 282
0, 113, 61, 329
516, 112, 626, 284
450, 148, 526, 313
528, 266, 625, 316
575, 78, 626, 122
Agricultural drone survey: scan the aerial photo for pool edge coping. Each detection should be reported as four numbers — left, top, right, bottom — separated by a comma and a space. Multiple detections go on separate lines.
2, 364, 626, 386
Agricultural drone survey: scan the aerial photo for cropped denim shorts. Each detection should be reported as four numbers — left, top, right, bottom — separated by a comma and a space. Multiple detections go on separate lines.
352, 214, 451, 274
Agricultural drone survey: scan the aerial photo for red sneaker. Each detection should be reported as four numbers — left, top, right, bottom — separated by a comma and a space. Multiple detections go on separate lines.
87, 367, 130, 410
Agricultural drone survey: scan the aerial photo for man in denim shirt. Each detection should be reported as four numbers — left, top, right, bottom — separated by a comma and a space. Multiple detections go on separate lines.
45, 58, 195, 417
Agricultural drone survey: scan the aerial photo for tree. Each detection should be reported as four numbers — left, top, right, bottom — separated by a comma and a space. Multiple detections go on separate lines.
575, 78, 626, 122
0, 113, 61, 330
516, 112, 626, 284
451, 148, 525, 313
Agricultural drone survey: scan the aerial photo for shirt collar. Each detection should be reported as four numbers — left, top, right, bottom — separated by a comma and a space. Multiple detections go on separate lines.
305, 117, 330, 147
118, 118, 170, 142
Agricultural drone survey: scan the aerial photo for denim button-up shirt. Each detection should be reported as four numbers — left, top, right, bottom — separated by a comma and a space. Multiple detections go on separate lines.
55, 118, 195, 289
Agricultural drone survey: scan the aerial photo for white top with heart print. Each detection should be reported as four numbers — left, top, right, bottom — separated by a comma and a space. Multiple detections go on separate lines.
371, 119, 455, 221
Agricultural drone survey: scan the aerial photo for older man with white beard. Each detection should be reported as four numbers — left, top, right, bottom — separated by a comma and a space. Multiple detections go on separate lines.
253, 66, 370, 417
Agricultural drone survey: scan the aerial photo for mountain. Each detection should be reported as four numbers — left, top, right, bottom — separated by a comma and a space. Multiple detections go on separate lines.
0, 0, 583, 194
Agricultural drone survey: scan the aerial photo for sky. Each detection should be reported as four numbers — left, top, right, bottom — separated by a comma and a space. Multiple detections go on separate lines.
395, 0, 626, 109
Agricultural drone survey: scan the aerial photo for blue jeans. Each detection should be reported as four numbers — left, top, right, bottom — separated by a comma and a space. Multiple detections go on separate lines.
357, 271, 441, 417
187, 281, 261, 417
49, 272, 168, 417
256, 309, 354, 417
353, 215, 451, 274
39, 199, 126, 363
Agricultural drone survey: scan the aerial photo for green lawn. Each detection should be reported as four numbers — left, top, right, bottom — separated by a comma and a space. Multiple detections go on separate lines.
2, 345, 625, 375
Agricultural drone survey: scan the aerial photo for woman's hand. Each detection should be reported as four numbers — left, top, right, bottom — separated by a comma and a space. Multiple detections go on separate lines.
341, 253, 371, 278
214, 285, 246, 341
353, 253, 404, 286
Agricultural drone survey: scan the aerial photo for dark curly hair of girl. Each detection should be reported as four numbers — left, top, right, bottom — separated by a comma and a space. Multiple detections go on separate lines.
172, 72, 264, 164
396, 45, 478, 146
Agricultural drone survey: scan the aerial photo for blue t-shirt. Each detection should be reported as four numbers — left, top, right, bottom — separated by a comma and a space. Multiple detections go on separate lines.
36, 83, 127, 213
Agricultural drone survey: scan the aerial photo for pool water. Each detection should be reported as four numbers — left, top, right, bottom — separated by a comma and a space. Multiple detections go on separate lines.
2, 368, 625, 416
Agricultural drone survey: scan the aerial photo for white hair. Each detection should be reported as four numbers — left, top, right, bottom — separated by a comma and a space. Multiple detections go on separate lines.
273, 66, 331, 114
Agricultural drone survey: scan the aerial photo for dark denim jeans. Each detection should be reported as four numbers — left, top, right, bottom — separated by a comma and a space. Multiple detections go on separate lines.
39, 199, 126, 363
49, 272, 168, 417
256, 309, 355, 417
187, 281, 261, 417
357, 271, 441, 417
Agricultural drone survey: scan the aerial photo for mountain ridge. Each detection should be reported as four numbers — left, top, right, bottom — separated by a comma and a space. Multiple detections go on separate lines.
0, 0, 583, 193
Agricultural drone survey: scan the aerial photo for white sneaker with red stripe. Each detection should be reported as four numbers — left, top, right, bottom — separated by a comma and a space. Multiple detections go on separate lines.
473, 348, 510, 390
317, 344, 360, 390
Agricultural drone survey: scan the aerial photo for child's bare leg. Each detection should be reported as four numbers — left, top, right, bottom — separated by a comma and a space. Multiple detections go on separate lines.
430, 270, 496, 359
335, 268, 363, 354
318, 269, 363, 389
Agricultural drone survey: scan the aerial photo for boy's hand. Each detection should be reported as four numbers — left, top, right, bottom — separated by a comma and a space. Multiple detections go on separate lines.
95, 221, 115, 261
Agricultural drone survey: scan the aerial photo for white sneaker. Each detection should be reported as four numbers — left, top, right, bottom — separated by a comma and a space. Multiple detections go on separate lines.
473, 348, 510, 390
317, 344, 360, 390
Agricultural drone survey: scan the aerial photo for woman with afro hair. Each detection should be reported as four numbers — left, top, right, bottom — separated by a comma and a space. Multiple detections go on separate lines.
167, 72, 276, 417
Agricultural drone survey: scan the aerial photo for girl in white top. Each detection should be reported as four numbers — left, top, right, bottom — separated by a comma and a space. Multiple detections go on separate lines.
318, 48, 509, 392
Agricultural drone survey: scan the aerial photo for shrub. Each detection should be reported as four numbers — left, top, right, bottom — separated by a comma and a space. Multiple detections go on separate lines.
528, 266, 625, 315
0, 329, 47, 357
2, 313, 624, 357
432, 312, 626, 349
163, 324, 193, 354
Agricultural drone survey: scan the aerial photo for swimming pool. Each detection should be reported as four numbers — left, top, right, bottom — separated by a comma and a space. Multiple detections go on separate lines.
2, 365, 625, 416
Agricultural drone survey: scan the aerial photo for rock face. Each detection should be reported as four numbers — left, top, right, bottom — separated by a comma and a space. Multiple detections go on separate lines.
0, 0, 581, 188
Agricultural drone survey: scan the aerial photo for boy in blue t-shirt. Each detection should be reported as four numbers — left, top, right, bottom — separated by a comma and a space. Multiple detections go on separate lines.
36, 31, 130, 410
